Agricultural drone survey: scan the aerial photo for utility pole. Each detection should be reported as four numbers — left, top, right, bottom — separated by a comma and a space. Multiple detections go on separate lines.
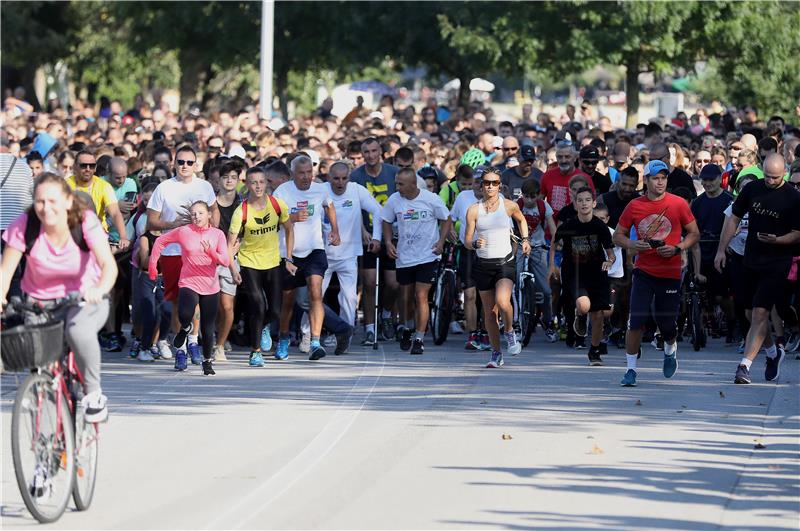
259, 0, 275, 120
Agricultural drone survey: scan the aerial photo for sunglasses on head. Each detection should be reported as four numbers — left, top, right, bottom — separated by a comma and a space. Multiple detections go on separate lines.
176, 159, 195, 166
79, 162, 96, 169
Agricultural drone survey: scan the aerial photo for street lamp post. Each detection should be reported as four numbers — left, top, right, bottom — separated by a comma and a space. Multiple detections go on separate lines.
259, 0, 275, 120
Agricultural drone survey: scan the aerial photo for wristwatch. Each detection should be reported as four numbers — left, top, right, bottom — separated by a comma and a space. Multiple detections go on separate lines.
285, 257, 294, 264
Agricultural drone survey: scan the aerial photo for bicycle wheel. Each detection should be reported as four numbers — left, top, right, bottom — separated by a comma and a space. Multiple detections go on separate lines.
11, 373, 75, 523
72, 404, 99, 511
433, 272, 455, 346
520, 279, 537, 347
691, 295, 703, 352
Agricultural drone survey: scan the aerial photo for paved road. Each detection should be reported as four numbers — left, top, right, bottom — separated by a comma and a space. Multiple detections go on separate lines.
2, 334, 798, 530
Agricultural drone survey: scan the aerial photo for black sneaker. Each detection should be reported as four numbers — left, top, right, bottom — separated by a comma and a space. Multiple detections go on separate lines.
173, 324, 191, 349
410, 338, 424, 355
598, 342, 608, 355
765, 348, 784, 381
202, 360, 216, 375
734, 364, 751, 384
335, 331, 352, 355
587, 346, 603, 366
400, 329, 413, 351
616, 330, 626, 350
573, 314, 588, 337
309, 345, 327, 360
574, 336, 586, 350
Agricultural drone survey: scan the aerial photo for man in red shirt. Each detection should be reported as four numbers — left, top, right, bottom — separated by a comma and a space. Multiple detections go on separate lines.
541, 142, 593, 218
613, 160, 700, 387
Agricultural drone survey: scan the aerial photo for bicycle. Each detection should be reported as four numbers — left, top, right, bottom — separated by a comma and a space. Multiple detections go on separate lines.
430, 242, 458, 346
513, 246, 548, 347
683, 271, 707, 352
2, 294, 100, 523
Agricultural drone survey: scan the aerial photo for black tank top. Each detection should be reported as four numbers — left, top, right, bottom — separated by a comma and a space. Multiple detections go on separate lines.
218, 197, 242, 235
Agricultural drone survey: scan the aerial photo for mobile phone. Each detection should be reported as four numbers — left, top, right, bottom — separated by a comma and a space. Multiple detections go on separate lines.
648, 239, 665, 248
124, 191, 137, 202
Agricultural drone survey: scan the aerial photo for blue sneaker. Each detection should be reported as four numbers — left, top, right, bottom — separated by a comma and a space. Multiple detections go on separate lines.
309, 345, 327, 360
174, 350, 188, 371
188, 343, 202, 365
129, 338, 141, 358
275, 338, 290, 360
260, 327, 273, 352
663, 353, 678, 378
249, 351, 264, 367
620, 369, 637, 387
486, 351, 504, 368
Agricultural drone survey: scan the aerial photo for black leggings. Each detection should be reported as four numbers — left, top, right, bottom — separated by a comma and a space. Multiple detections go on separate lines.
177, 288, 219, 360
240, 265, 282, 349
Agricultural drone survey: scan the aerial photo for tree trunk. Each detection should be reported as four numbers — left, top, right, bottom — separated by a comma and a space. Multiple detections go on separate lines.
276, 67, 289, 119
625, 56, 640, 129
458, 73, 471, 110
178, 49, 209, 112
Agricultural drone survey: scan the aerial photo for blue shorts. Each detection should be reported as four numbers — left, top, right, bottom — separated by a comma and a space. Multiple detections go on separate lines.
282, 249, 328, 290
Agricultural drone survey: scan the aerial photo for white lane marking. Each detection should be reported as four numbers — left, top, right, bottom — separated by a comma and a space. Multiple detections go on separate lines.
204, 346, 386, 530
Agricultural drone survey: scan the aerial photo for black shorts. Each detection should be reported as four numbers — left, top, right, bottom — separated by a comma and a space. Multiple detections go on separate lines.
743, 264, 790, 310
359, 244, 396, 271
396, 260, 439, 285
700, 261, 730, 297
628, 269, 681, 331
282, 249, 328, 290
566, 272, 611, 312
459, 248, 476, 289
472, 254, 516, 292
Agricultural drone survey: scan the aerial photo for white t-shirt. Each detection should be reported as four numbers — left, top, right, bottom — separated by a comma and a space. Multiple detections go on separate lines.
146, 176, 216, 256
449, 190, 479, 244
323, 182, 382, 261
381, 189, 449, 268
274, 180, 332, 258
607, 226, 624, 279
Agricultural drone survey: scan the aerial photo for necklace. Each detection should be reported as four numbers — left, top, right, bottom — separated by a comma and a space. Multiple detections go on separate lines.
483, 198, 500, 212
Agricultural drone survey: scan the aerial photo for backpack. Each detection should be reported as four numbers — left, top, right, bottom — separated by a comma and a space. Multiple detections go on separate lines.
238, 195, 282, 240
516, 197, 546, 232
24, 212, 89, 255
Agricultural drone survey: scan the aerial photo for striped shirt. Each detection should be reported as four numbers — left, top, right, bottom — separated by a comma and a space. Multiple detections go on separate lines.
0, 154, 33, 231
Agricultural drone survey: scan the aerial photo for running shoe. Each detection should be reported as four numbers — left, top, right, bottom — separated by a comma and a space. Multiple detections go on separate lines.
275, 339, 290, 360
479, 331, 491, 351
486, 351, 504, 368
587, 346, 603, 366
202, 360, 216, 375
174, 350, 188, 371
734, 364, 751, 384
395, 324, 405, 341
787, 333, 800, 352
450, 321, 464, 335
137, 348, 155, 362
544, 328, 559, 343
361, 330, 376, 346
506, 331, 521, 355
616, 330, 626, 350
157, 339, 173, 360
81, 391, 108, 424
410, 338, 424, 355
663, 352, 678, 378
465, 332, 480, 350
598, 342, 608, 355
309, 345, 327, 360
173, 324, 191, 349
400, 329, 413, 351
380, 318, 395, 341
335, 331, 352, 355
213, 345, 227, 362
260, 326, 273, 352
651, 333, 664, 351
249, 351, 264, 367
620, 369, 637, 387
299, 332, 311, 353
765, 348, 785, 381
574, 336, 587, 350
324, 334, 338, 349
224, 341, 232, 352
129, 338, 141, 358
188, 343, 202, 365
573, 314, 588, 337
100, 334, 121, 352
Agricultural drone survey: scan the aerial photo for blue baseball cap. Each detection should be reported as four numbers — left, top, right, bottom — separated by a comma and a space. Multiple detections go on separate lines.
645, 160, 669, 177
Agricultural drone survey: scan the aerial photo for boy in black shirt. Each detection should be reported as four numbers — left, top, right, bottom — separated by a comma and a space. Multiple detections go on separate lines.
549, 187, 616, 365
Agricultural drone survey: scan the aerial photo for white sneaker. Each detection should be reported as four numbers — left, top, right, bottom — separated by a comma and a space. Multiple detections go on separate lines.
449, 321, 464, 335
157, 340, 173, 360
213, 345, 227, 362
137, 348, 156, 362
323, 334, 337, 348
81, 391, 108, 424
299, 333, 311, 353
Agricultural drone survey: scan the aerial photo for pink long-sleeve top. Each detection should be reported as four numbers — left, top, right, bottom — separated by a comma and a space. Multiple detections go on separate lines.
148, 224, 229, 295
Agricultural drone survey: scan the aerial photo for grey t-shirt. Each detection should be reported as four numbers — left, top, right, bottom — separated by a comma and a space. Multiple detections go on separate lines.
501, 166, 543, 200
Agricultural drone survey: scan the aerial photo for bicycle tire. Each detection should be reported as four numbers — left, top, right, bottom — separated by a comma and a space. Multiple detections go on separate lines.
691, 295, 703, 352
72, 406, 99, 511
433, 272, 455, 346
521, 279, 537, 347
12, 373, 75, 523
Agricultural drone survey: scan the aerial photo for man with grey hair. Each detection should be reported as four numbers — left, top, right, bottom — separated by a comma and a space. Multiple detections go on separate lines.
540, 142, 593, 219
273, 155, 341, 360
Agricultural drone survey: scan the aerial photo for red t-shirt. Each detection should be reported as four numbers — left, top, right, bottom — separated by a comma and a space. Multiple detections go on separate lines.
617, 193, 695, 279
540, 167, 593, 217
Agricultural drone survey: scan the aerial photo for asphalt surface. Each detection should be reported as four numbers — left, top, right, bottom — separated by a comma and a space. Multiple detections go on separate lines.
2, 332, 798, 530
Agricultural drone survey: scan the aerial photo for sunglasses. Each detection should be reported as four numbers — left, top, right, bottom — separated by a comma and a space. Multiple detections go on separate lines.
208, 146, 222, 152
176, 159, 195, 166
696, 159, 711, 164
482, 180, 501, 187
78, 162, 97, 169
502, 147, 519, 152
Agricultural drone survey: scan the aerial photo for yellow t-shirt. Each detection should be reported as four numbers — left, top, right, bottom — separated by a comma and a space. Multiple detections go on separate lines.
66, 175, 117, 231
228, 197, 289, 270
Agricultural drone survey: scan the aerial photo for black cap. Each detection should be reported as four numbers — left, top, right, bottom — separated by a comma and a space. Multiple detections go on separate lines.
519, 144, 536, 162
699, 164, 723, 180
579, 145, 601, 161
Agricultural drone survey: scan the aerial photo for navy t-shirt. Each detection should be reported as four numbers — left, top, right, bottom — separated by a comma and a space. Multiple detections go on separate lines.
350, 163, 398, 230
691, 190, 733, 263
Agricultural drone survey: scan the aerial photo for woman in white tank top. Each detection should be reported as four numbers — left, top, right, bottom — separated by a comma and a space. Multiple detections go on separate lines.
464, 168, 532, 368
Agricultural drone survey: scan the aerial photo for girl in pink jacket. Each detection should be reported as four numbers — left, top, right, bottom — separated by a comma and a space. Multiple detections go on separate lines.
149, 201, 229, 375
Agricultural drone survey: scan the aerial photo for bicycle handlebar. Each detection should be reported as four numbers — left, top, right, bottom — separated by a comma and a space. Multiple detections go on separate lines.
2, 292, 104, 317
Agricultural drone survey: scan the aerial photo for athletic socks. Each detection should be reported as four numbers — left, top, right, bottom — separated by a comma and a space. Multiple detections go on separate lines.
414, 331, 424, 341
765, 345, 777, 359
626, 353, 638, 370
665, 341, 677, 356
188, 334, 198, 345
740, 357, 753, 369
366, 323, 375, 335
310, 336, 321, 349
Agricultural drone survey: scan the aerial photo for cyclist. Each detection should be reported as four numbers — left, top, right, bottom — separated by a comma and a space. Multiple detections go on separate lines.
148, 201, 229, 375
227, 166, 294, 367
382, 167, 450, 355
1, 173, 118, 423
613, 160, 699, 387
464, 167, 531, 368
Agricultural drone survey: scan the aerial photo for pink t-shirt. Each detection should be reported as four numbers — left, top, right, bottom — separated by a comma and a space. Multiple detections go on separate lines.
3, 211, 106, 300
148, 224, 229, 295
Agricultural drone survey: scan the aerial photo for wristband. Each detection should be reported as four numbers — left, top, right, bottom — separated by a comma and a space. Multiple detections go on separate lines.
673, 246, 681, 256
285, 257, 294, 264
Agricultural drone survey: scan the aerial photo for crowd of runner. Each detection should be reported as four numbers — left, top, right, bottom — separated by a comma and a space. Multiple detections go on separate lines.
2, 89, 800, 421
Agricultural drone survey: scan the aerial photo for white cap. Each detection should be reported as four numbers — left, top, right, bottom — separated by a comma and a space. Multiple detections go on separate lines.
226, 144, 246, 159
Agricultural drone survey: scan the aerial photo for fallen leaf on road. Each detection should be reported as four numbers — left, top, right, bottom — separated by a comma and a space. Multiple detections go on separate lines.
635, 400, 643, 406
589, 443, 604, 455
676, 410, 684, 413
480, 400, 488, 405
754, 442, 767, 449
719, 391, 726, 398
501, 434, 513, 440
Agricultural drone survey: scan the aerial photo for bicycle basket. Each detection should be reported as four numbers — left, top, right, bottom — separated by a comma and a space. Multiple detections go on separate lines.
1, 320, 64, 371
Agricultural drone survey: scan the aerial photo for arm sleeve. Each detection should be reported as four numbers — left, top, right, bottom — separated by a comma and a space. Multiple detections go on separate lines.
277, 199, 290, 224
679, 198, 696, 226
544, 200, 554, 218
617, 202, 634, 231
433, 194, 449, 220
228, 204, 243, 235
147, 185, 164, 213
214, 229, 230, 267
2, 213, 28, 252
599, 220, 614, 249
102, 182, 118, 205
82, 211, 107, 250
380, 196, 397, 223
358, 186, 383, 240
204, 182, 217, 207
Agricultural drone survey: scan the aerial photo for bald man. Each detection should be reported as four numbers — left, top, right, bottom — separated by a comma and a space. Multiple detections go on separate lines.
715, 154, 800, 384
740, 133, 757, 151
